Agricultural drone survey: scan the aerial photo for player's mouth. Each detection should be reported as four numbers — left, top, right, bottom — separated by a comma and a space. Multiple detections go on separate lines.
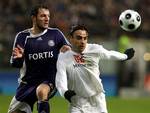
43, 23, 49, 28
80, 45, 85, 49
44, 22, 49, 25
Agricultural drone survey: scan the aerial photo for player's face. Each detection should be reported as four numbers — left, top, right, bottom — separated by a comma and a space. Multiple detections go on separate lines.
70, 30, 88, 53
35, 8, 50, 30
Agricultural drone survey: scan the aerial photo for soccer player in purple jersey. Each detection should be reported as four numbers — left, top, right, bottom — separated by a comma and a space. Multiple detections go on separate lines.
7, 4, 71, 113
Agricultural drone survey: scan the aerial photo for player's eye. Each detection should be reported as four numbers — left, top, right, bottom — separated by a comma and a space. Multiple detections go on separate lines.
76, 36, 82, 40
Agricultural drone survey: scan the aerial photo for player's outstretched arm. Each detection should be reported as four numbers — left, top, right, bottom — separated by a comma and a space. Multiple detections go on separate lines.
124, 48, 135, 60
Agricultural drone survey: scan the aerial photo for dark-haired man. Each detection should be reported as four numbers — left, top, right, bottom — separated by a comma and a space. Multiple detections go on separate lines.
8, 4, 70, 113
56, 25, 135, 113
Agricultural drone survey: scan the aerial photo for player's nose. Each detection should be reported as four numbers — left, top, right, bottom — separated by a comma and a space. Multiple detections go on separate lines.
45, 15, 50, 21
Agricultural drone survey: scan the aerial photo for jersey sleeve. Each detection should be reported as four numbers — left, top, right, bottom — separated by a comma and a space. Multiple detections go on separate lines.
56, 29, 71, 46
97, 45, 128, 60
55, 53, 68, 97
10, 32, 26, 68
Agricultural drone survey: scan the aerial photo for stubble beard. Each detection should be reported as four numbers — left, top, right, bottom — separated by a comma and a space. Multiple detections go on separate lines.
37, 24, 48, 32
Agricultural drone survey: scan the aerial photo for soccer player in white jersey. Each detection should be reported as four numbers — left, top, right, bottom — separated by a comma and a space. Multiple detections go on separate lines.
56, 25, 135, 113
7, 4, 70, 113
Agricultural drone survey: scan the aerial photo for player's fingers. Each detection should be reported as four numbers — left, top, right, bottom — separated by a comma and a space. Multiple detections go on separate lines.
60, 48, 65, 52
12, 50, 18, 58
17, 45, 24, 53
12, 52, 23, 58
12, 51, 17, 56
17, 44, 22, 49
60, 45, 71, 53
13, 48, 19, 53
12, 47, 23, 58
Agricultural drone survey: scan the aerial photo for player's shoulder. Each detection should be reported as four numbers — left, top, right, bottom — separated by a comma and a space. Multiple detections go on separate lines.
87, 43, 103, 50
47, 27, 65, 37
58, 51, 71, 60
47, 27, 62, 33
15, 29, 30, 38
17, 29, 30, 34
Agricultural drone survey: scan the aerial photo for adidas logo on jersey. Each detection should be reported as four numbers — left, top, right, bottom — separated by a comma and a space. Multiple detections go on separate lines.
37, 37, 42, 41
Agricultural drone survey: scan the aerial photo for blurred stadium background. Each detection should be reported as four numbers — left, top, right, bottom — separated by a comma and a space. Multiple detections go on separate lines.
0, 0, 150, 113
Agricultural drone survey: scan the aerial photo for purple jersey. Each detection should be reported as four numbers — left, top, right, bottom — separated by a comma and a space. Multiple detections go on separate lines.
10, 28, 69, 85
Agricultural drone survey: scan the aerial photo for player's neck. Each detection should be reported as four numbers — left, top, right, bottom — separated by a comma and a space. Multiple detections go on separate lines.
72, 48, 83, 54
31, 26, 46, 35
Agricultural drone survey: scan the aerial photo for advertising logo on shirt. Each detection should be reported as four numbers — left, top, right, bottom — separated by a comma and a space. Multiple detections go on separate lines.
73, 54, 86, 68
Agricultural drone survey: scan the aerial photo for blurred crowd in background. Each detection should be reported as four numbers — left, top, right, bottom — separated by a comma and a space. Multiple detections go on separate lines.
0, 0, 150, 97
0, 0, 150, 68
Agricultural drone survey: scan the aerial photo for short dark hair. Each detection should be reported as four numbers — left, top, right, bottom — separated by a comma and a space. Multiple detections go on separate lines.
69, 25, 88, 36
30, 4, 49, 16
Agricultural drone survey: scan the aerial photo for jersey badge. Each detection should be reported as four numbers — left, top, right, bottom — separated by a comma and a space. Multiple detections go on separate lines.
48, 40, 55, 47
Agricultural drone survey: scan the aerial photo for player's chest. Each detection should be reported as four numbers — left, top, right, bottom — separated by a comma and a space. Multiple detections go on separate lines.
67, 53, 99, 70
25, 36, 58, 53
24, 36, 60, 61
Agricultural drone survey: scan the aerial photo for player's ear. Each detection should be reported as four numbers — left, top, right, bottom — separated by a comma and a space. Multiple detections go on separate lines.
31, 15, 36, 23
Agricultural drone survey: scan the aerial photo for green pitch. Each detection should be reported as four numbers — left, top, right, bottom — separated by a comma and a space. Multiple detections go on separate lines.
1, 94, 150, 113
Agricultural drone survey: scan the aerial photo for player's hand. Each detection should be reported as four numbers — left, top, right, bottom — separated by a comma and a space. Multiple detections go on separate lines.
12, 45, 24, 59
64, 90, 76, 103
60, 45, 71, 53
124, 48, 135, 60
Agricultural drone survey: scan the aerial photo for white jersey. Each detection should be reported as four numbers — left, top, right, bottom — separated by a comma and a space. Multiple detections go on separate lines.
56, 43, 127, 98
